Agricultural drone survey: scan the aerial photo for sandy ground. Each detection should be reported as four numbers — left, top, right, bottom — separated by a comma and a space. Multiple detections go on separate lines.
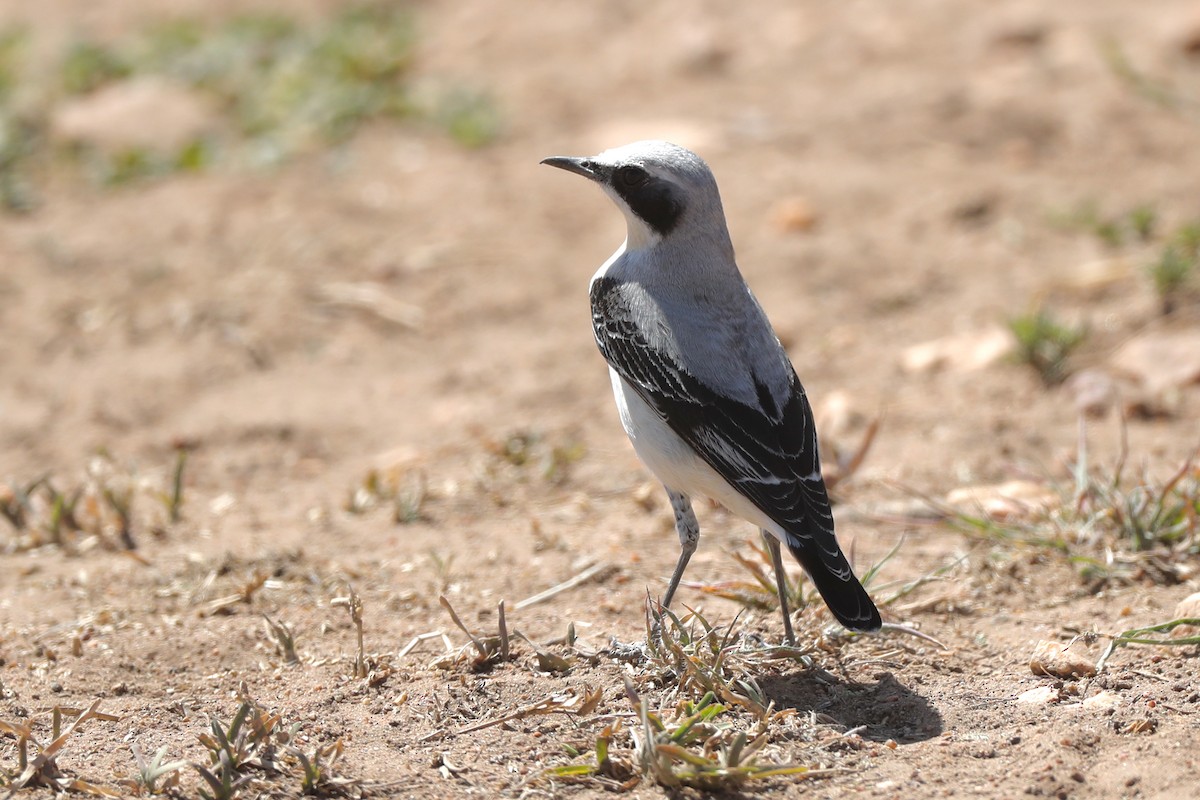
2, 1, 1200, 798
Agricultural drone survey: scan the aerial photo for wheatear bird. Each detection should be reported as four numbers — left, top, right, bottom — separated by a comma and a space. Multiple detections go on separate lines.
541, 140, 881, 642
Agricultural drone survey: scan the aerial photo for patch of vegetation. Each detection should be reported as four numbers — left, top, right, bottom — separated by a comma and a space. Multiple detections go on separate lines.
1147, 222, 1200, 314
1094, 617, 1200, 672
0, 686, 357, 798
401, 535, 936, 794
928, 429, 1200, 589
262, 614, 300, 664
190, 689, 358, 798
60, 39, 132, 94
133, 7, 417, 150
435, 87, 501, 149
1007, 308, 1086, 386
434, 594, 515, 672
0, 4, 501, 209
78, 138, 216, 187
693, 537, 808, 613
545, 604, 845, 791
0, 447, 190, 553
624, 684, 814, 790
1101, 37, 1199, 116
1049, 201, 1158, 249
1049, 198, 1200, 315
0, 701, 119, 794
481, 428, 588, 488
0, 28, 25, 100
125, 744, 189, 795
644, 604, 785, 716
331, 585, 370, 679
0, 28, 42, 212
1071, 446, 1199, 563
686, 535, 947, 646
343, 466, 429, 524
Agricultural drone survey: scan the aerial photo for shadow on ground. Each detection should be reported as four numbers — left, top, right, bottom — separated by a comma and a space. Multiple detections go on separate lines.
759, 670, 942, 743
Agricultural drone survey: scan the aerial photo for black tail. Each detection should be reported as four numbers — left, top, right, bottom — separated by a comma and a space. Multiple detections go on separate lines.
788, 542, 882, 632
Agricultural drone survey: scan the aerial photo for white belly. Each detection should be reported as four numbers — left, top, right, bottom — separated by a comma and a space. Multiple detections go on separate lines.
609, 370, 785, 537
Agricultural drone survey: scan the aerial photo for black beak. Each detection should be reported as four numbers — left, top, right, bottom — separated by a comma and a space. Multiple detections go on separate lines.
540, 156, 601, 180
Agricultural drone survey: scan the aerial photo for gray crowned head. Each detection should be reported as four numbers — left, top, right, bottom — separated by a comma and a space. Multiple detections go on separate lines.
541, 140, 730, 251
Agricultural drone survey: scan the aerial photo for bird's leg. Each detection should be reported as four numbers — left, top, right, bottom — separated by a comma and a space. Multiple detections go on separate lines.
761, 529, 796, 646
662, 489, 699, 610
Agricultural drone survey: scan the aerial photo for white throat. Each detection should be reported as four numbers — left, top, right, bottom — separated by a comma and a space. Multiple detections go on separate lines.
602, 186, 663, 252
621, 209, 662, 251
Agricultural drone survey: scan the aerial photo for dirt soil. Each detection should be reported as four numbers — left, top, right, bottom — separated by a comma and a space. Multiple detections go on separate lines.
3, 1, 1200, 798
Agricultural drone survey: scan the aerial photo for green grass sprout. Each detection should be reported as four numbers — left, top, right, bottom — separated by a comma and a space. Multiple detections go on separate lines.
1095, 617, 1200, 672
1008, 308, 1086, 386
127, 744, 188, 795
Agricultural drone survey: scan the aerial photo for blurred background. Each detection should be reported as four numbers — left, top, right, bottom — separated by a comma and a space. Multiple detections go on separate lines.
2, 0, 1199, 489
2, 0, 1200, 572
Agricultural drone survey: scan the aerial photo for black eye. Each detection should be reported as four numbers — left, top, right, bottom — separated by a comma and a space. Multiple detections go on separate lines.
615, 166, 648, 188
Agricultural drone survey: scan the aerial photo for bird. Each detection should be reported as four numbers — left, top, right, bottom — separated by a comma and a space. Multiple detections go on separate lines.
541, 140, 881, 642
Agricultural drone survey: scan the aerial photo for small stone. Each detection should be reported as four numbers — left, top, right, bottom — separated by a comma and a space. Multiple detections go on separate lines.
1082, 690, 1122, 711
900, 326, 1013, 373
1170, 592, 1200, 639
769, 197, 819, 233
51, 76, 219, 153
1110, 330, 1200, 395
631, 482, 659, 512
945, 480, 1058, 522
1173, 591, 1200, 619
1030, 639, 1096, 679
1017, 685, 1060, 705
813, 389, 864, 441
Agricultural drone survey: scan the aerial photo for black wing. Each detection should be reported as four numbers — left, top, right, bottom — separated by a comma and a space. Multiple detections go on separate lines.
591, 277, 880, 630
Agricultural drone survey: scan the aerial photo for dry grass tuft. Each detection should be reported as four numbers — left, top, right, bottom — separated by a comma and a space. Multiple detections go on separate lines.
0, 451, 190, 555
0, 700, 119, 795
